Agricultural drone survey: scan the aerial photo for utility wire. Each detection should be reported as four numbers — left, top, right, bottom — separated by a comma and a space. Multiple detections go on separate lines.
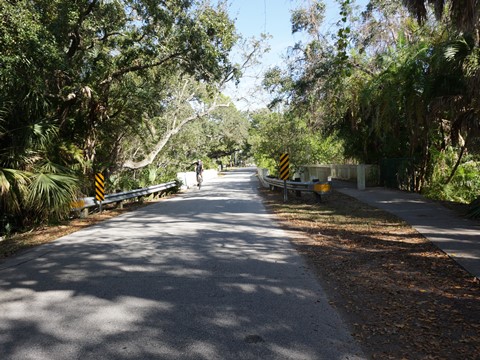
264, 0, 267, 33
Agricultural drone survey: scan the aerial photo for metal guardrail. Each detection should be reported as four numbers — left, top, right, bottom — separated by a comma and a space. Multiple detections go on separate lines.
71, 181, 178, 215
261, 174, 332, 201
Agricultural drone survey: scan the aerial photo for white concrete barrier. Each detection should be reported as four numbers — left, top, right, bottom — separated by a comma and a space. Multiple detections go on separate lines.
300, 164, 379, 187
177, 169, 218, 189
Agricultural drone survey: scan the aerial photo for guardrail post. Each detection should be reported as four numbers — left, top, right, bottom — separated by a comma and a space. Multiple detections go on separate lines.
80, 208, 89, 218
115, 189, 124, 209
294, 178, 302, 197
72, 180, 178, 215
312, 179, 321, 202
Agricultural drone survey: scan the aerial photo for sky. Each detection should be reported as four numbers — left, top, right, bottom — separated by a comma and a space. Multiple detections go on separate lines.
223, 0, 369, 111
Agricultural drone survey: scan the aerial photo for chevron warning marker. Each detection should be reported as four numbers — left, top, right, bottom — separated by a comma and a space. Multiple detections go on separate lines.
279, 153, 289, 180
95, 173, 105, 201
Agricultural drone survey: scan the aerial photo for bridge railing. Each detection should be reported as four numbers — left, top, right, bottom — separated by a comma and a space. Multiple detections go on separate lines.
71, 181, 178, 217
258, 169, 332, 201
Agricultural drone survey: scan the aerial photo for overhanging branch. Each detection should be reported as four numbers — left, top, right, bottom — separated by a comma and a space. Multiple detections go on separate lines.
122, 101, 230, 169
100, 53, 181, 86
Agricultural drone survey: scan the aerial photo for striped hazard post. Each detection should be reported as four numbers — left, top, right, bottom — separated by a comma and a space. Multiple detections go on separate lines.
95, 173, 105, 212
279, 153, 289, 202
279, 153, 289, 180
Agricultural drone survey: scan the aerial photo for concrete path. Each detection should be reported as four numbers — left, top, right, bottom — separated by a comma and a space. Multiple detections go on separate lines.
335, 183, 480, 279
0, 169, 364, 360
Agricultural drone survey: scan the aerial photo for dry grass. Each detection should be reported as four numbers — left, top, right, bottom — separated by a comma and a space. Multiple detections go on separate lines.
259, 188, 480, 360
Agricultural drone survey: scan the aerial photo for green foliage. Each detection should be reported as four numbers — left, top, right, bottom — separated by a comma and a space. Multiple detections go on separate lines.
108, 164, 178, 193
249, 109, 344, 176
0, 168, 30, 215
0, 164, 79, 233
422, 148, 480, 203
154, 101, 250, 171
109, 173, 141, 194
206, 105, 250, 159
27, 172, 78, 223
291, 1, 325, 36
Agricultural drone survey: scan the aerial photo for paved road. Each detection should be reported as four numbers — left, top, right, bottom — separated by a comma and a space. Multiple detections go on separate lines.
0, 169, 364, 360
335, 183, 480, 279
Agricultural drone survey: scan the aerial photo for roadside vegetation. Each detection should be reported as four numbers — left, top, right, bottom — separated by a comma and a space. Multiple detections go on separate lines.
251, 0, 480, 216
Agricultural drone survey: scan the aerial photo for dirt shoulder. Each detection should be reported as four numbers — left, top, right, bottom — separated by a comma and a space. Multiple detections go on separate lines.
258, 187, 480, 360
0, 196, 173, 259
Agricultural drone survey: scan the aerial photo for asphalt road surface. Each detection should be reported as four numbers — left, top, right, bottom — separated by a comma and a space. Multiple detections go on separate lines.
0, 168, 364, 360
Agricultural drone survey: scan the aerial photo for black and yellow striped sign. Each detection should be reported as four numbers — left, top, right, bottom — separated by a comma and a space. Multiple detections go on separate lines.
279, 153, 289, 180
95, 173, 105, 201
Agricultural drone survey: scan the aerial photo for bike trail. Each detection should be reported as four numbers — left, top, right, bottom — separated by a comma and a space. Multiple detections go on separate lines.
334, 182, 480, 279
0, 169, 365, 360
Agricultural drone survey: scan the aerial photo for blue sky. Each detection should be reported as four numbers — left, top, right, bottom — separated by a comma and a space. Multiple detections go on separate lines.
229, 0, 351, 62
224, 0, 368, 110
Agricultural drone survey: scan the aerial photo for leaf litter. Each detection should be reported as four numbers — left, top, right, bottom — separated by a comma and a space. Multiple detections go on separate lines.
259, 187, 480, 360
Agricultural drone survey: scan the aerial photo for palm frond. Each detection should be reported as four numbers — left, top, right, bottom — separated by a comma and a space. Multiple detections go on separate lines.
36, 159, 75, 175
26, 172, 79, 221
0, 168, 31, 214
463, 47, 480, 77
402, 0, 427, 23
443, 39, 471, 63
0, 105, 8, 137
403, 0, 479, 34
30, 122, 58, 148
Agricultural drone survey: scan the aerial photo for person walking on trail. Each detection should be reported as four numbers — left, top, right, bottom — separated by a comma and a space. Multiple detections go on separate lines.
194, 160, 204, 188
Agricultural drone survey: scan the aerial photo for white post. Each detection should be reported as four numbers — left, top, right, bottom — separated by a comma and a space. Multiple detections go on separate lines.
357, 164, 366, 190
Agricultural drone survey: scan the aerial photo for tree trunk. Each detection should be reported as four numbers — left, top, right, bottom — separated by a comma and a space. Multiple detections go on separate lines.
445, 145, 466, 185
122, 102, 229, 170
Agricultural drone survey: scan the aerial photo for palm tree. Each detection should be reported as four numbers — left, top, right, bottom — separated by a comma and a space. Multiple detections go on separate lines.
402, 0, 479, 38
0, 88, 80, 234
402, 1, 480, 213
